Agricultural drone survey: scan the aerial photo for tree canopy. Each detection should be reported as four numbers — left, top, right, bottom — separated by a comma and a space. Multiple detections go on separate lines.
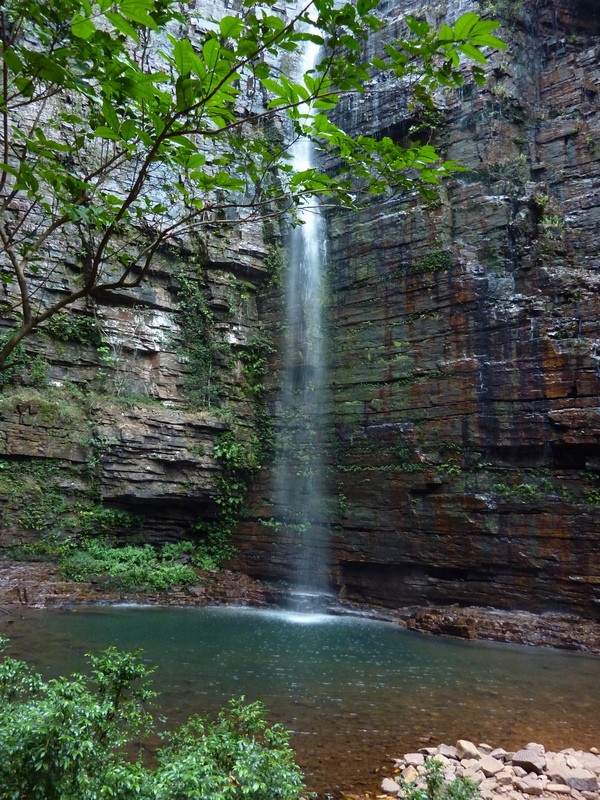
0, 0, 505, 367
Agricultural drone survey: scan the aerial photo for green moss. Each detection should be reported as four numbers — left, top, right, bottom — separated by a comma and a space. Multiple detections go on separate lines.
0, 386, 85, 425
43, 313, 104, 347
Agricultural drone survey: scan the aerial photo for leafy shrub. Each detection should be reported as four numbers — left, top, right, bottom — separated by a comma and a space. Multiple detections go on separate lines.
0, 639, 305, 800
400, 758, 480, 800
60, 539, 198, 591
43, 312, 104, 346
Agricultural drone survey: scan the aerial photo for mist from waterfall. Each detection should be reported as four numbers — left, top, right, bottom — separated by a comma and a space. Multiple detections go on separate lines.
274, 40, 330, 603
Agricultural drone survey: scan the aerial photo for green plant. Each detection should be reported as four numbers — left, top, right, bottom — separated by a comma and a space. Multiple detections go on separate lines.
434, 462, 462, 476
3, 531, 78, 561
60, 538, 199, 591
176, 271, 230, 409
492, 482, 543, 501
43, 313, 104, 347
413, 250, 453, 274
239, 333, 276, 399
0, 639, 305, 800
71, 502, 138, 534
398, 758, 480, 800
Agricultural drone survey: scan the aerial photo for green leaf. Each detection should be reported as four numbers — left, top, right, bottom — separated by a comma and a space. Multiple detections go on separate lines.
219, 16, 244, 39
0, 163, 18, 178
172, 38, 195, 76
119, 0, 158, 30
94, 126, 119, 140
457, 42, 487, 64
406, 15, 429, 36
2, 48, 23, 73
453, 12, 479, 40
438, 23, 454, 43
71, 14, 96, 40
102, 99, 119, 132
203, 38, 221, 71
105, 11, 140, 42
187, 154, 206, 169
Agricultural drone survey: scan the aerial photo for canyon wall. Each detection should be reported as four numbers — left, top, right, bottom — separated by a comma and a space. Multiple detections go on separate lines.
233, 0, 600, 619
1, 0, 599, 620
0, 0, 277, 547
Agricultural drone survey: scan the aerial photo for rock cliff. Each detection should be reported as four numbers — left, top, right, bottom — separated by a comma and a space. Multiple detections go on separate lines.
233, 0, 600, 620
1, 0, 599, 623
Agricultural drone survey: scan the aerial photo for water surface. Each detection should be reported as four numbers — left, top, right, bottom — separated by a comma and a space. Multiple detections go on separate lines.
3, 605, 598, 796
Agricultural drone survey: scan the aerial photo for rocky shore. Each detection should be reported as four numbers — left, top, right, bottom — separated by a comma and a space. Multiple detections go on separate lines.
381, 741, 600, 800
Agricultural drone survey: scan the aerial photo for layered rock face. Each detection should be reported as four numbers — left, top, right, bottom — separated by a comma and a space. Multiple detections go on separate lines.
0, 229, 268, 543
234, 0, 600, 619
2, 0, 599, 622
0, 0, 273, 545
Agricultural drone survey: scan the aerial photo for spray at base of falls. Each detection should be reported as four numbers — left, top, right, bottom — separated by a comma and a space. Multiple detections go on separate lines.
274, 41, 332, 608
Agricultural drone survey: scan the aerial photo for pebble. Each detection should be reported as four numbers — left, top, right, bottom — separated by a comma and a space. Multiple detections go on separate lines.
381, 741, 600, 799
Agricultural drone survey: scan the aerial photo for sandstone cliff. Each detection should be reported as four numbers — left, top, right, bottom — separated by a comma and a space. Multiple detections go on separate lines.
233, 0, 600, 620
1, 0, 598, 622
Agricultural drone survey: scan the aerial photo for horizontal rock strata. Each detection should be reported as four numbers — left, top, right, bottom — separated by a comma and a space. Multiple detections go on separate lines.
235, 0, 600, 621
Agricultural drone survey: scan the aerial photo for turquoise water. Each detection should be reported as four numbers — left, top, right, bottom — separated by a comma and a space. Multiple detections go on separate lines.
3, 605, 599, 796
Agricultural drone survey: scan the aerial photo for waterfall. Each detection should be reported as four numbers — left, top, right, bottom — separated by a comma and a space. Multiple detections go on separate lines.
275, 40, 331, 607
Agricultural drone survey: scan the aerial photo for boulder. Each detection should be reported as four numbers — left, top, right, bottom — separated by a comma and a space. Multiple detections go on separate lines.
497, 768, 515, 786
526, 744, 547, 756
457, 740, 481, 759
402, 765, 419, 783
438, 744, 458, 759
381, 777, 401, 795
513, 748, 547, 775
514, 767, 528, 778
404, 753, 425, 767
514, 776, 545, 795
480, 755, 506, 777
462, 769, 485, 785
546, 783, 573, 794
561, 770, 597, 793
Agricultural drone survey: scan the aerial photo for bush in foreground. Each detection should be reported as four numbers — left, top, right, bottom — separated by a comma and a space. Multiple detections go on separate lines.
0, 638, 305, 800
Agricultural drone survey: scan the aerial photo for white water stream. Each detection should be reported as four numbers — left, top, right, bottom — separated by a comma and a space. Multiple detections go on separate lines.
275, 40, 331, 603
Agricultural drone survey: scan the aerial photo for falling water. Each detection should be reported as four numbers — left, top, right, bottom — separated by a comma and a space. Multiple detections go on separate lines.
275, 40, 331, 607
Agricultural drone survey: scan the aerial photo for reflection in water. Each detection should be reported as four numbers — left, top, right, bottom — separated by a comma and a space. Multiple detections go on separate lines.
2, 605, 599, 796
